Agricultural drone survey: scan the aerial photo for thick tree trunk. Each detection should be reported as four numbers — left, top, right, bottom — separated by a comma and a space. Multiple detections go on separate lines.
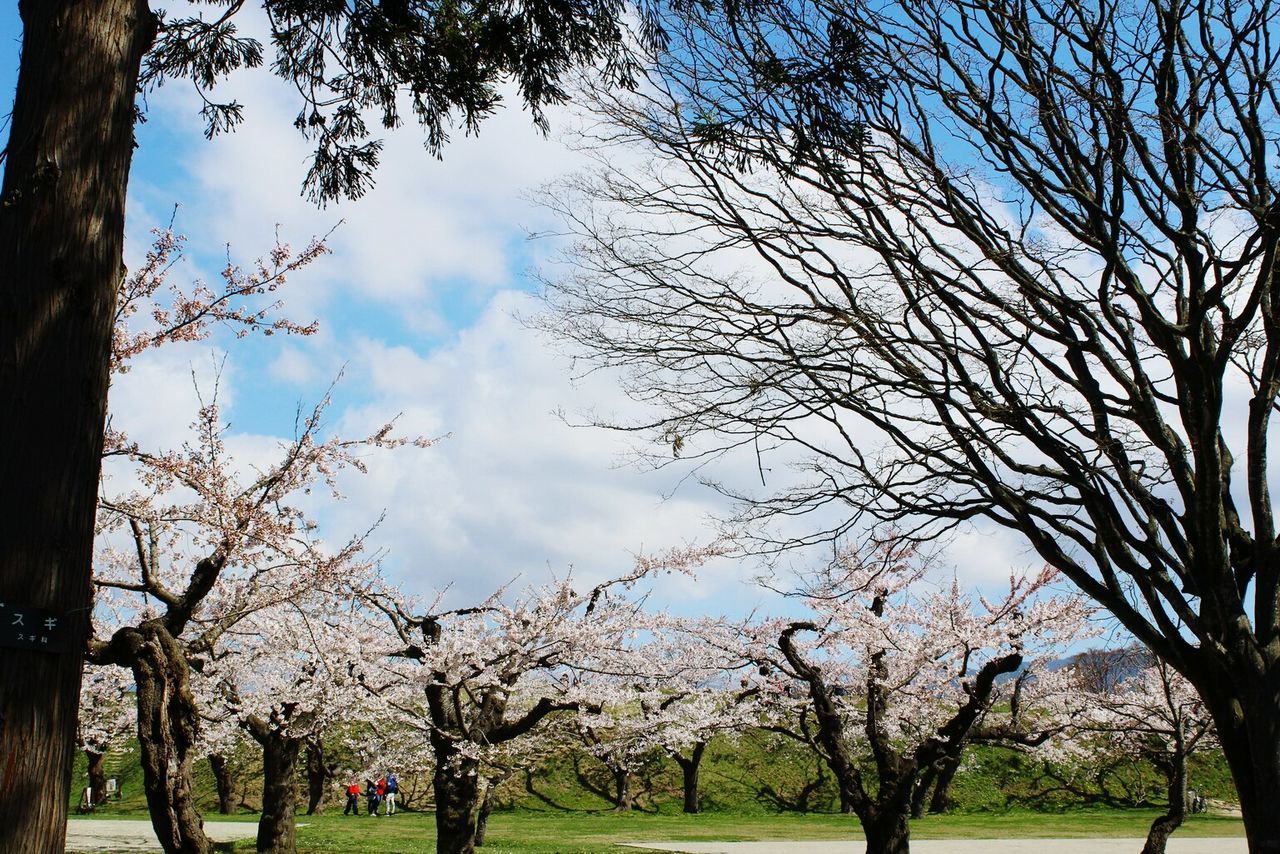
474, 781, 497, 847
433, 752, 482, 854
861, 808, 911, 854
86, 750, 108, 808
928, 755, 960, 815
675, 743, 706, 814
304, 741, 329, 815
209, 754, 236, 815
1208, 685, 1280, 854
612, 766, 633, 811
129, 627, 211, 854
255, 731, 302, 854
0, 0, 155, 849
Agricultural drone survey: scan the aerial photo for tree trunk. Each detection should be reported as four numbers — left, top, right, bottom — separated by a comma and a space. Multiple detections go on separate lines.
612, 766, 633, 812
86, 750, 108, 808
910, 765, 936, 820
0, 0, 155, 849
838, 781, 858, 815
304, 741, 329, 815
209, 755, 236, 815
861, 808, 911, 854
675, 743, 706, 814
433, 752, 482, 854
255, 731, 302, 854
474, 781, 497, 847
130, 627, 211, 854
1142, 750, 1187, 854
928, 754, 960, 815
1207, 685, 1280, 854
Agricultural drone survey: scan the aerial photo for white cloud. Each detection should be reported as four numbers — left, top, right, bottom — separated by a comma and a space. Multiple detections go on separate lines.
309, 291, 742, 609
102, 7, 1051, 620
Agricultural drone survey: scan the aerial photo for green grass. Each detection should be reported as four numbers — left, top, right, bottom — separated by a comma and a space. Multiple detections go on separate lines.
66, 728, 1244, 852
69, 808, 1246, 854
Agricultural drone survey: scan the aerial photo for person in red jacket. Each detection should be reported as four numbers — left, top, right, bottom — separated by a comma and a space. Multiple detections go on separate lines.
343, 782, 360, 816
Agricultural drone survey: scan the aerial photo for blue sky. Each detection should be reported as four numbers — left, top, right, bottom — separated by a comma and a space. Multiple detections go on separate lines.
0, 7, 772, 611
0, 8, 1048, 616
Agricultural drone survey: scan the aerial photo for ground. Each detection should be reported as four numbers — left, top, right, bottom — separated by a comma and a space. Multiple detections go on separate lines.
65, 810, 1248, 853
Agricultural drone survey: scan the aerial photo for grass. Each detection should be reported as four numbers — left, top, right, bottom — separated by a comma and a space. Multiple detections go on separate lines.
69, 807, 1247, 853
66, 730, 1245, 851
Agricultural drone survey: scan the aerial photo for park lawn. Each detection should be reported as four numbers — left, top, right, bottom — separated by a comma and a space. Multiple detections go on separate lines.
182, 808, 1245, 853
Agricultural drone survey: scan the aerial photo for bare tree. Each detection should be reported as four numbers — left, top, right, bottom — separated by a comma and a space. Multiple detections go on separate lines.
541, 0, 1280, 850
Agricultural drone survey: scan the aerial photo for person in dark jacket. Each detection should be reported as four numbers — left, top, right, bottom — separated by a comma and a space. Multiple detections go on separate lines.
385, 773, 399, 815
365, 779, 380, 817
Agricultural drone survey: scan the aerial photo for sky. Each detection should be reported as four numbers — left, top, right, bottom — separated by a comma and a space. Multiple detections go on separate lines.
0, 7, 1050, 617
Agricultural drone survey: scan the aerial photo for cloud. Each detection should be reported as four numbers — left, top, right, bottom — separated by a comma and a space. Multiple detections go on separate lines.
134, 43, 587, 330
310, 291, 745, 610
101, 7, 1046, 619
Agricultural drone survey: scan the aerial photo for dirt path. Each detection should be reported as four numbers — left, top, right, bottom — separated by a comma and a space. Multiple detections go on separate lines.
66, 819, 259, 852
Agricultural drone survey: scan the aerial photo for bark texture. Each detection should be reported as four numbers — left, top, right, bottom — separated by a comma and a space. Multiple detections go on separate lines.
248, 725, 302, 854
128, 626, 211, 854
86, 750, 108, 808
209, 754, 235, 815
0, 0, 154, 848
674, 743, 705, 814
432, 745, 482, 854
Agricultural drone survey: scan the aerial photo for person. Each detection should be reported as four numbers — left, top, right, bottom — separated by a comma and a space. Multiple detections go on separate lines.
385, 773, 398, 815
343, 781, 360, 816
366, 779, 380, 817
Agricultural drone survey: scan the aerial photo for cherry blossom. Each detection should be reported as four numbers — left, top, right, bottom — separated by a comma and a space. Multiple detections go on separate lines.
714, 540, 1095, 854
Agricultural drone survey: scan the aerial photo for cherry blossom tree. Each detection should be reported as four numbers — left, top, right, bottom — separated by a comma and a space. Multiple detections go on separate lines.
80, 225, 425, 854
88, 393, 407, 854
622, 627, 762, 813
76, 660, 136, 810
375, 544, 720, 854
646, 682, 762, 814
573, 703, 661, 812
733, 542, 1093, 854
198, 593, 394, 852
1064, 649, 1219, 854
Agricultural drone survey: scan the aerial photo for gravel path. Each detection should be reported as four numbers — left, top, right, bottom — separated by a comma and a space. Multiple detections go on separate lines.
622, 840, 1247, 853
66, 819, 260, 852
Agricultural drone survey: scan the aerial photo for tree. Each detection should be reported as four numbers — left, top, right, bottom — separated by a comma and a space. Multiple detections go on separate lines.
1068, 649, 1218, 854
76, 657, 136, 811
724, 544, 1090, 854
630, 625, 761, 814
90, 390, 411, 854
0, 1, 670, 846
81, 227, 404, 854
376, 545, 717, 854
303, 735, 340, 816
541, 0, 1280, 848
199, 597, 390, 853
573, 704, 657, 812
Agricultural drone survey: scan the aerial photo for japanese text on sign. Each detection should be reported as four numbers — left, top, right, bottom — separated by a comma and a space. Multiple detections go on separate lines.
0, 602, 67, 653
